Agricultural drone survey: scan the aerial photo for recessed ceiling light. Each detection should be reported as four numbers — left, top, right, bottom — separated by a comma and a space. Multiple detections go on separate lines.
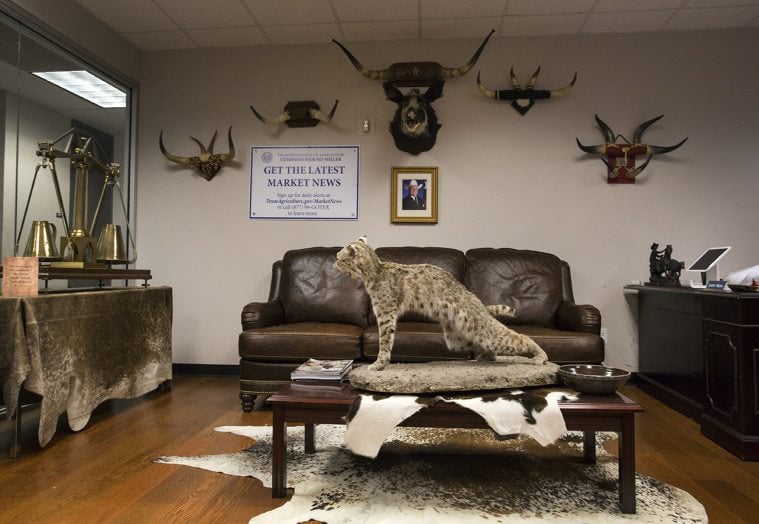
32, 70, 126, 108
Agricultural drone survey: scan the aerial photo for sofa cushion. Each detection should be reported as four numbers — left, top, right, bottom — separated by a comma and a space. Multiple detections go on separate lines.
372, 247, 467, 323
465, 248, 565, 328
280, 247, 370, 327
362, 322, 471, 362
509, 325, 604, 364
239, 322, 363, 361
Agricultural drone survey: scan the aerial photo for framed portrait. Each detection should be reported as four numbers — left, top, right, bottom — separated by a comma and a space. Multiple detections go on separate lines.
391, 166, 438, 223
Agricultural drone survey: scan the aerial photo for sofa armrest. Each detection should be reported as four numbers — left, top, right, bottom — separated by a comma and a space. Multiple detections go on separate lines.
241, 300, 285, 331
556, 301, 601, 335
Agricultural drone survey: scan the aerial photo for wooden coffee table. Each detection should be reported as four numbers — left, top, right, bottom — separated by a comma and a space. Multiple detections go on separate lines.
267, 382, 644, 514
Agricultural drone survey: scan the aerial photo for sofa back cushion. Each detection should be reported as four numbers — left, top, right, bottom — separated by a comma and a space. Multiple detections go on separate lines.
280, 247, 370, 327
465, 248, 566, 328
373, 247, 466, 323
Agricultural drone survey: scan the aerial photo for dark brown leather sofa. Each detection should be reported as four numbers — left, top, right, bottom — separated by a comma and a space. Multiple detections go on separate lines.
238, 246, 604, 411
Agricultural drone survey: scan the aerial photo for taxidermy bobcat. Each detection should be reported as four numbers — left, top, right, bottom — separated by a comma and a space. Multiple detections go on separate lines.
334, 236, 548, 371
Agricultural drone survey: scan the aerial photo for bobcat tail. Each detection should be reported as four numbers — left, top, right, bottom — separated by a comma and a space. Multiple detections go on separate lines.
487, 304, 517, 318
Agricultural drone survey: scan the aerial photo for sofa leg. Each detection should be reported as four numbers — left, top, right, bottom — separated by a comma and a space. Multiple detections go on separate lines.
240, 393, 257, 412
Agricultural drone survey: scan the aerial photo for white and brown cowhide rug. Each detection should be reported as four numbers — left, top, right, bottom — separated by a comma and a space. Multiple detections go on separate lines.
153, 425, 707, 524
344, 389, 573, 458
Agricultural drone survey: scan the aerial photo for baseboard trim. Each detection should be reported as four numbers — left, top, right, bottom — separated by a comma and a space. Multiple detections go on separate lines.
172, 363, 240, 377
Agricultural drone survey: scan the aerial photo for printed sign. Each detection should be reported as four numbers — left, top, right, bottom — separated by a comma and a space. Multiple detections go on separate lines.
2, 256, 39, 296
250, 146, 359, 220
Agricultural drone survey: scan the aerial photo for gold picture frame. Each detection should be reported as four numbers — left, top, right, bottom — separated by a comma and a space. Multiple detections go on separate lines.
391, 166, 438, 223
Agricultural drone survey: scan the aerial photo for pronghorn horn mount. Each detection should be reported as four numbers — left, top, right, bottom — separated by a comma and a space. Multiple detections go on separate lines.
159, 126, 235, 181
250, 100, 339, 128
332, 30, 494, 87
576, 114, 688, 184
477, 66, 577, 115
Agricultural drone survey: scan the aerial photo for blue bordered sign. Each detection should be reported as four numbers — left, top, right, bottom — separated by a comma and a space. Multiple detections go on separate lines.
250, 145, 359, 220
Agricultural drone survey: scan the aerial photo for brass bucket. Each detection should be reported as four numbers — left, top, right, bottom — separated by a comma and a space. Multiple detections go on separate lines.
95, 224, 127, 263
24, 220, 61, 260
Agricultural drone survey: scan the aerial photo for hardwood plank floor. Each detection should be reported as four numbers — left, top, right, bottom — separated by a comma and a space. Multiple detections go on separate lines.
1, 377, 758, 523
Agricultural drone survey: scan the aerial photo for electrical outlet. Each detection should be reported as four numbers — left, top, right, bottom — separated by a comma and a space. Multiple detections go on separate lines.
358, 118, 375, 135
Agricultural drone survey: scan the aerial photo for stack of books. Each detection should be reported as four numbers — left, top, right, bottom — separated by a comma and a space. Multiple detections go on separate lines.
290, 358, 353, 382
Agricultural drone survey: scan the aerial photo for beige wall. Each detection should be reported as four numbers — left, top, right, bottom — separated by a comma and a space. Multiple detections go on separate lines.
137, 29, 759, 367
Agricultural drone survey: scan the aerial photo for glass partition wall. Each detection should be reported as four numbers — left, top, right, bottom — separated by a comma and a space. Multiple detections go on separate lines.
0, 10, 134, 289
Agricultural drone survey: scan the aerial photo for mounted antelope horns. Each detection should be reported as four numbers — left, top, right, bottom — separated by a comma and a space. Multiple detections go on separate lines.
332, 30, 494, 87
477, 67, 577, 115
159, 126, 235, 181
250, 100, 339, 128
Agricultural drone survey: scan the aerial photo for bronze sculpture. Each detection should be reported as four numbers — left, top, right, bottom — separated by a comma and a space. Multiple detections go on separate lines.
648, 243, 684, 286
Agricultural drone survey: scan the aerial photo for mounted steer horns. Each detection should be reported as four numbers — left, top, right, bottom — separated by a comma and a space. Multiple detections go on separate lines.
159, 127, 235, 181
250, 99, 339, 128
477, 67, 577, 115
576, 115, 688, 183
333, 30, 494, 87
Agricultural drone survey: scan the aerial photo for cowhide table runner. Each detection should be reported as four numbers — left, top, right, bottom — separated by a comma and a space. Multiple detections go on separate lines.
1, 287, 172, 447
345, 389, 575, 458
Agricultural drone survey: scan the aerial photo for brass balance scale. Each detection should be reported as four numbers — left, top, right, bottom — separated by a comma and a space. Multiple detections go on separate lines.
12, 128, 150, 285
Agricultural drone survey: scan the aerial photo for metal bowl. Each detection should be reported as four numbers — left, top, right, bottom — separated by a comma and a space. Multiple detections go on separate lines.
558, 365, 631, 395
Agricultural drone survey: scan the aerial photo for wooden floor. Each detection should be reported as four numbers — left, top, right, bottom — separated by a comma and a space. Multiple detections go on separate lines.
1, 377, 758, 523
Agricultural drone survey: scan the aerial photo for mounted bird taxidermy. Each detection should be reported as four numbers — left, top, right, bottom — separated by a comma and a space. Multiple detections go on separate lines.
384, 80, 443, 156
159, 127, 235, 181
332, 30, 494, 87
477, 66, 577, 115
576, 115, 688, 184
250, 99, 339, 128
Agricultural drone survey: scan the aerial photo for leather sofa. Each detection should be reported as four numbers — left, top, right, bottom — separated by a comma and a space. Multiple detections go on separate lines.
238, 246, 604, 411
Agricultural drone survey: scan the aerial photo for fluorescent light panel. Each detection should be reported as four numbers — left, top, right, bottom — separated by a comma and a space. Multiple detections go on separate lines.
32, 70, 126, 108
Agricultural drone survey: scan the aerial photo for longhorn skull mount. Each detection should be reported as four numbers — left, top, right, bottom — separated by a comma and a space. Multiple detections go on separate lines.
250, 99, 339, 128
576, 115, 688, 184
477, 66, 577, 115
159, 127, 235, 181
332, 29, 494, 87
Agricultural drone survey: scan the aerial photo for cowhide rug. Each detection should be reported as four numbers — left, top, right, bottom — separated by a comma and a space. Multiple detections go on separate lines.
153, 425, 707, 523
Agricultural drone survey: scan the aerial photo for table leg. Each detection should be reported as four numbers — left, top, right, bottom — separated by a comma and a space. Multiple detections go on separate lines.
10, 401, 21, 459
272, 405, 287, 498
583, 431, 596, 464
305, 423, 315, 454
619, 413, 636, 514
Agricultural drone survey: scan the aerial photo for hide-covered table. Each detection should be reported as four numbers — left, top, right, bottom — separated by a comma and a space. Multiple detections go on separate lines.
1, 287, 172, 456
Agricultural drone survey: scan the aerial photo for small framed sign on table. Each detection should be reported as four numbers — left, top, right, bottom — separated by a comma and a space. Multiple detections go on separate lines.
391, 166, 438, 224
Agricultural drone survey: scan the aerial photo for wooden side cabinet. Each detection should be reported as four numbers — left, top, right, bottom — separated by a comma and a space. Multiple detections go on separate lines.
626, 285, 759, 460
701, 295, 759, 460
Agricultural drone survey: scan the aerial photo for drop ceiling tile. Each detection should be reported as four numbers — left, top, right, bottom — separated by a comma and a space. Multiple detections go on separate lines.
664, 6, 759, 29
341, 20, 419, 41
593, 0, 685, 11
242, 0, 336, 25
421, 0, 506, 19
507, 0, 595, 16
501, 14, 586, 35
123, 30, 197, 50
332, 0, 417, 22
422, 18, 501, 38
74, 0, 177, 32
263, 23, 341, 44
155, 0, 257, 29
187, 26, 270, 47
582, 10, 675, 33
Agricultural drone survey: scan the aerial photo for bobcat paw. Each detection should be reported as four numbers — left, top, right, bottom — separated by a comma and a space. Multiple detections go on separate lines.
368, 361, 387, 371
